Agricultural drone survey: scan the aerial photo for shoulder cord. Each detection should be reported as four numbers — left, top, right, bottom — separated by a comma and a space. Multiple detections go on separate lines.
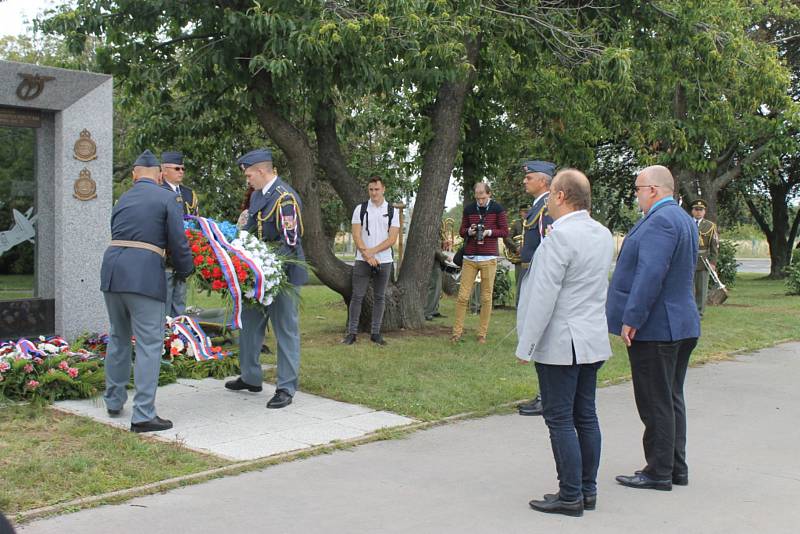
184, 190, 198, 214
256, 191, 304, 243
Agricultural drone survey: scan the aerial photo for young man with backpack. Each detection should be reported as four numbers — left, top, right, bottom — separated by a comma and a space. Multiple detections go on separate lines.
342, 176, 400, 346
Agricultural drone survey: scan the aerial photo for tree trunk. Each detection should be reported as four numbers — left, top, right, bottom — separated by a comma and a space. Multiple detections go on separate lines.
742, 179, 795, 279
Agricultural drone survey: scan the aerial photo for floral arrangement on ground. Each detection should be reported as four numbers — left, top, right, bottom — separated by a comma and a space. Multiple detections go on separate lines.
0, 332, 239, 403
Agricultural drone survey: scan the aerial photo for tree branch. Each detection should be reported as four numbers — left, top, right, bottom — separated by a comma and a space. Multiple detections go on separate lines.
711, 141, 771, 191
742, 193, 774, 241
153, 33, 219, 51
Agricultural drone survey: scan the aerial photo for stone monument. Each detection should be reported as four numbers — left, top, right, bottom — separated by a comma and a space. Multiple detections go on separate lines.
0, 60, 112, 340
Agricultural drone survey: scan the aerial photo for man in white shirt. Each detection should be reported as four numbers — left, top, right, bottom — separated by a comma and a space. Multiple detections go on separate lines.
516, 169, 615, 516
342, 177, 400, 346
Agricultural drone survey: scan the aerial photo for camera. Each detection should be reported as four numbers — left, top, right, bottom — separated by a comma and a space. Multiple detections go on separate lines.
475, 223, 485, 245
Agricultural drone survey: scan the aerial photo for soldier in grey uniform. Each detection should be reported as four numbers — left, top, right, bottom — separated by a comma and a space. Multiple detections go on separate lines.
161, 150, 198, 318
224, 149, 308, 409
517, 160, 556, 417
100, 150, 193, 433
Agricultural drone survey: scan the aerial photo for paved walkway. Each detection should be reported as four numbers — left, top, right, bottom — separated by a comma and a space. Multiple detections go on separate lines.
55, 379, 414, 461
23, 343, 800, 534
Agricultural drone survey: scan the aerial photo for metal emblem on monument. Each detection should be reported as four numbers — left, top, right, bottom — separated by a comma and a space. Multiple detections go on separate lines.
73, 168, 98, 201
73, 129, 98, 161
16, 73, 56, 101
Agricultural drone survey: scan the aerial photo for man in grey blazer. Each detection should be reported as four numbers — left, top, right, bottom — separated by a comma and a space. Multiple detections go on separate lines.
101, 150, 194, 433
515, 169, 615, 517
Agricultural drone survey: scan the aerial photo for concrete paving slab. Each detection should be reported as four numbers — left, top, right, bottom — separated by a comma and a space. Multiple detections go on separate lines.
26, 343, 800, 534
53, 378, 416, 461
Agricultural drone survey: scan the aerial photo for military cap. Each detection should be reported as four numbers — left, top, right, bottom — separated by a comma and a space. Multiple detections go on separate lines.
161, 151, 184, 165
691, 199, 708, 210
522, 160, 556, 177
133, 149, 160, 167
236, 149, 273, 170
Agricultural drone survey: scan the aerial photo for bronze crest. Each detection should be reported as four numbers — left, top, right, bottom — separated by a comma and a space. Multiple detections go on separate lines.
16, 73, 56, 101
73, 129, 98, 162
73, 168, 97, 201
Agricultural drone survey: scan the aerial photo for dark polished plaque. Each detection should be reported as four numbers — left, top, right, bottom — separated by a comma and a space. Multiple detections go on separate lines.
0, 298, 55, 340
0, 107, 41, 128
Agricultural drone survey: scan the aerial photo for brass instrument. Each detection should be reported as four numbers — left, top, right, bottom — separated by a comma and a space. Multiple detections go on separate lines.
503, 218, 524, 263
441, 217, 459, 251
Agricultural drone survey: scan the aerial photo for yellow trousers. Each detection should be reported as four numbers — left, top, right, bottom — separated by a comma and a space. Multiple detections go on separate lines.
452, 258, 497, 339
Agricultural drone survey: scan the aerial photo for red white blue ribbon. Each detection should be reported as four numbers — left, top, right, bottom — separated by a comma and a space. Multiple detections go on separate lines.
168, 315, 222, 361
207, 220, 266, 305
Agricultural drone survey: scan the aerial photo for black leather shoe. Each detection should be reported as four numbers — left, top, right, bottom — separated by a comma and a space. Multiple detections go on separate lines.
544, 492, 596, 511
370, 334, 387, 346
616, 473, 672, 491
529, 496, 583, 517
636, 469, 688, 486
432, 312, 446, 318
267, 389, 293, 409
107, 407, 122, 417
131, 416, 173, 433
425, 315, 433, 321
225, 377, 263, 392
341, 333, 357, 345
518, 395, 543, 416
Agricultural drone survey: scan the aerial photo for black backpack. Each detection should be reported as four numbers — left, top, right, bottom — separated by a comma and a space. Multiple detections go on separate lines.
359, 201, 395, 236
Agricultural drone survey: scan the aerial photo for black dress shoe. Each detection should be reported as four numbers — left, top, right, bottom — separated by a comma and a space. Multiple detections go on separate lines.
267, 389, 293, 409
529, 496, 583, 517
225, 377, 263, 392
636, 469, 688, 486
107, 407, 122, 417
370, 334, 387, 346
518, 395, 543, 416
131, 416, 173, 433
425, 315, 433, 321
341, 333, 357, 345
544, 492, 596, 511
616, 473, 672, 491
432, 312, 446, 318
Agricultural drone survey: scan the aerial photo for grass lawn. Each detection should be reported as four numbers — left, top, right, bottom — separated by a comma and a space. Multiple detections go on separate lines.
0, 404, 229, 515
2, 273, 797, 514
0, 274, 34, 300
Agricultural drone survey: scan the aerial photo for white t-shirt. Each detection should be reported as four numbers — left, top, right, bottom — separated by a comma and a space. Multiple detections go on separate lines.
351, 200, 400, 264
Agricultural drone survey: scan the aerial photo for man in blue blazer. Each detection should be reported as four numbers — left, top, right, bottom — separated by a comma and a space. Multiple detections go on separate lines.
606, 165, 701, 491
101, 150, 194, 433
224, 149, 308, 409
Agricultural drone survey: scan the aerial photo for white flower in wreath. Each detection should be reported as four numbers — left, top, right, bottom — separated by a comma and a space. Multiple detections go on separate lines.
171, 338, 185, 353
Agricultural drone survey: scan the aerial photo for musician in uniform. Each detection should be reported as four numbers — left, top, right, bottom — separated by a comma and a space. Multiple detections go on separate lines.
161, 150, 198, 317
691, 199, 719, 317
517, 160, 556, 417
504, 204, 528, 308
100, 150, 194, 432
224, 149, 308, 409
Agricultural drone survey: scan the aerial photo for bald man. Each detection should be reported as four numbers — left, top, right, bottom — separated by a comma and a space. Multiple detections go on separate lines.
606, 165, 701, 491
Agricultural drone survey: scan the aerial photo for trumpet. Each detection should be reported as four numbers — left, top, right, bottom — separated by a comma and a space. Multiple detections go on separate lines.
441, 217, 459, 251
504, 234, 524, 263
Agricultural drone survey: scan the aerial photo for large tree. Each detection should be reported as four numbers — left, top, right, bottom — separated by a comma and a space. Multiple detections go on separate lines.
43, 0, 611, 330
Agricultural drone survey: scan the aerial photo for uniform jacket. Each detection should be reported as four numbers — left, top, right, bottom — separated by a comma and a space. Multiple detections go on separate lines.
245, 177, 308, 287
695, 218, 719, 272
101, 178, 193, 301
606, 199, 701, 342
516, 211, 614, 364
520, 193, 554, 265
162, 182, 199, 216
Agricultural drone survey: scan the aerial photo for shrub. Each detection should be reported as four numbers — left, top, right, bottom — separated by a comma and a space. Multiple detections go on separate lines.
786, 248, 800, 295
493, 264, 514, 307
714, 240, 739, 288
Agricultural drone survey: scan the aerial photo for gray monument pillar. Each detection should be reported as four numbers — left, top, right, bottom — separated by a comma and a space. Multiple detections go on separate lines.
1, 60, 113, 340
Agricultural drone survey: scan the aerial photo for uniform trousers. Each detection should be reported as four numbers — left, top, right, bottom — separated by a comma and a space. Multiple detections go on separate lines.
103, 291, 165, 423
425, 260, 442, 318
239, 287, 301, 395
694, 269, 709, 317
514, 263, 525, 308
627, 337, 697, 481
164, 271, 187, 317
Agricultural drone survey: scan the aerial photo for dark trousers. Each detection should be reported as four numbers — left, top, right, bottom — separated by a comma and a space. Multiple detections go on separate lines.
535, 357, 604, 502
347, 260, 392, 335
627, 337, 697, 480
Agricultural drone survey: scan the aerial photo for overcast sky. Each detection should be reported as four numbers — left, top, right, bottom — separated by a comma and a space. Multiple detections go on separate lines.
0, 0, 59, 38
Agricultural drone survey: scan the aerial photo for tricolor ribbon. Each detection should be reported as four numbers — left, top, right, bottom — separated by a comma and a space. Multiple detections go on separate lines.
15, 339, 45, 358
168, 315, 222, 361
187, 215, 269, 326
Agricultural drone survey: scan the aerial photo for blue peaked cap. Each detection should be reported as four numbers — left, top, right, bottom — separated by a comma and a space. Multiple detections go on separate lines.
133, 149, 160, 167
161, 151, 184, 165
236, 149, 273, 170
522, 160, 556, 177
